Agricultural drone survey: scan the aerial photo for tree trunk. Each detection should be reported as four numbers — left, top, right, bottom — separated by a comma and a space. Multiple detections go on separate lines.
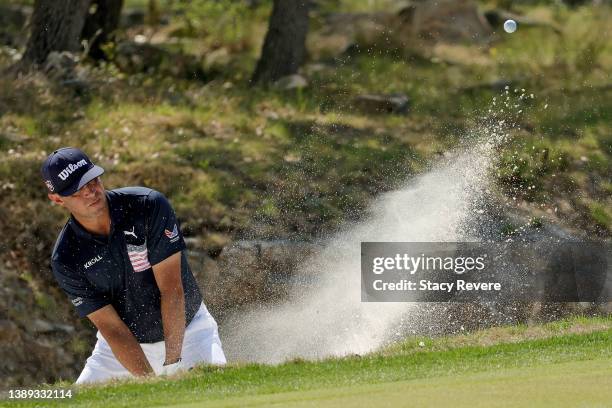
146, 0, 161, 26
251, 0, 309, 84
21, 0, 91, 66
81, 0, 124, 60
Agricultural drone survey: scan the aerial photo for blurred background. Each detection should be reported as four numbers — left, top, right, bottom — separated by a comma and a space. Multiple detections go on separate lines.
0, 0, 610, 388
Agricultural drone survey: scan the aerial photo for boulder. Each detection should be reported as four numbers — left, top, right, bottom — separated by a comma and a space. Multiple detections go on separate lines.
302, 63, 331, 76
115, 42, 166, 73
115, 41, 204, 79
310, 1, 492, 59
310, 12, 392, 59
273, 74, 308, 90
28, 319, 76, 335
42, 52, 91, 94
186, 240, 322, 318
31, 319, 54, 334
43, 51, 79, 80
353, 93, 410, 114
202, 47, 231, 73
215, 241, 267, 311
403, 0, 493, 44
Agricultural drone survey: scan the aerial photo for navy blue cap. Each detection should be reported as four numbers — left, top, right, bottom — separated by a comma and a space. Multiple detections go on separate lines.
41, 147, 105, 196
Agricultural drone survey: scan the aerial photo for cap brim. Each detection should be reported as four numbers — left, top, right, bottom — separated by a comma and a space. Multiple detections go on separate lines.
58, 165, 105, 196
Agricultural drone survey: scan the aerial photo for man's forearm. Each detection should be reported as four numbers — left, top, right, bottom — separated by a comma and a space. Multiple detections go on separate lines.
161, 287, 186, 364
101, 327, 154, 377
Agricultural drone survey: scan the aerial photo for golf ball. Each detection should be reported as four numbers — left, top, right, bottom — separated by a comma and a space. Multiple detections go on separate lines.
504, 19, 517, 33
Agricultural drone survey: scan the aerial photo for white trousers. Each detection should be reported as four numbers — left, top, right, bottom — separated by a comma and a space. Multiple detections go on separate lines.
75, 302, 226, 384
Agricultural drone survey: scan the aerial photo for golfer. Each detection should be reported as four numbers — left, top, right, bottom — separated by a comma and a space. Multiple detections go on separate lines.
42, 147, 226, 384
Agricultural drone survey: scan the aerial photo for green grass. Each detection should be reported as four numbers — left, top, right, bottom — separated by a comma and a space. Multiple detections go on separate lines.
588, 202, 612, 230
175, 360, 611, 408
0, 1, 611, 392
5, 316, 611, 407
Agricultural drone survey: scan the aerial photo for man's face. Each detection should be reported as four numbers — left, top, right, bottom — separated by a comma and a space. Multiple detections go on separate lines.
47, 177, 107, 219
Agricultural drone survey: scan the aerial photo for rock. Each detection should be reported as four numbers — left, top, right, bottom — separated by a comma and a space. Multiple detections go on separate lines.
185, 237, 224, 305
203, 48, 231, 72
31, 319, 54, 334
302, 63, 330, 76
311, 1, 491, 59
41, 52, 91, 94
0, 130, 30, 144
0, 320, 21, 342
322, 12, 392, 44
217, 241, 260, 266
204, 233, 232, 257
29, 319, 75, 334
273, 74, 309, 90
193, 240, 322, 317
353, 93, 410, 114
43, 52, 79, 81
258, 241, 319, 285
184, 237, 202, 249
115, 41, 204, 79
215, 241, 264, 308
310, 12, 392, 59
423, 1, 493, 42
55, 348, 75, 365
115, 42, 165, 73
430, 43, 493, 67
120, 8, 146, 28
54, 323, 76, 334
405, 0, 493, 44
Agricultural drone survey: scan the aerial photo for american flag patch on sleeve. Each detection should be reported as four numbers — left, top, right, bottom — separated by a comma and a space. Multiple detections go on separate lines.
164, 224, 178, 239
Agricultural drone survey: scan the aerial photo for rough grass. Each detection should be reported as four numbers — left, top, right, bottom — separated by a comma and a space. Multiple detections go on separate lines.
5, 315, 611, 407
1, 2, 610, 241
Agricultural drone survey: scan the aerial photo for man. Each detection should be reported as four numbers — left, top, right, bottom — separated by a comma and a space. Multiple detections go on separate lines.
42, 147, 226, 384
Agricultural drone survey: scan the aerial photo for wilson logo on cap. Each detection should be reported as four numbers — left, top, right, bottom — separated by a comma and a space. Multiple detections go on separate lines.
58, 159, 88, 181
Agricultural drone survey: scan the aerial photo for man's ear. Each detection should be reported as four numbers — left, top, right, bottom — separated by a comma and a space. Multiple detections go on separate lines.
48, 193, 65, 207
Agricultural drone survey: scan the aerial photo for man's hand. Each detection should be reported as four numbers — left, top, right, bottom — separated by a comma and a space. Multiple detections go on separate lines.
159, 358, 184, 377
87, 305, 154, 377
152, 252, 186, 365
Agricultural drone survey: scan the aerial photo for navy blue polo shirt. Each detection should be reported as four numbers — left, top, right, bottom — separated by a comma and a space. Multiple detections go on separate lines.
51, 187, 203, 343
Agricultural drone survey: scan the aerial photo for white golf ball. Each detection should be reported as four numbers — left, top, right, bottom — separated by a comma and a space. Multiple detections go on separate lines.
504, 19, 517, 33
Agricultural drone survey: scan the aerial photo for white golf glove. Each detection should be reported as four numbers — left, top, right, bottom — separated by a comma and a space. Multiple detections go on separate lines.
159, 358, 183, 377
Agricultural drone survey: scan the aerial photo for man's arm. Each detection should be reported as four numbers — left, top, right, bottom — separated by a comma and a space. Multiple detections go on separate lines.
152, 252, 185, 365
87, 305, 154, 377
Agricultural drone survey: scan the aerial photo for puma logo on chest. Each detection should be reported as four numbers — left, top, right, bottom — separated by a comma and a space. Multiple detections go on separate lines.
123, 226, 137, 239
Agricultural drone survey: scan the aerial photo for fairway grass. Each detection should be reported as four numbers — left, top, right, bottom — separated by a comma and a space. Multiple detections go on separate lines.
6, 318, 611, 408
179, 359, 612, 408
